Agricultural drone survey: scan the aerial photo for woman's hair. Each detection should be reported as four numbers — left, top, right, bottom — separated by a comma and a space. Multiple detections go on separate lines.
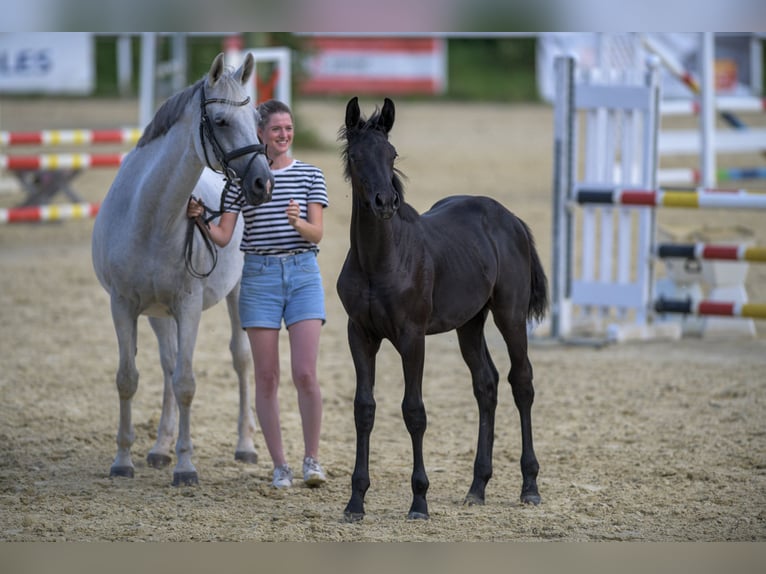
257, 99, 293, 131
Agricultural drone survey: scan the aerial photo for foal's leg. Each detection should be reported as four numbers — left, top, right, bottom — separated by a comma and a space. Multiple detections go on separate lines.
226, 285, 258, 464
344, 320, 380, 522
109, 297, 140, 478
494, 314, 541, 505
395, 330, 429, 520
457, 311, 499, 506
146, 316, 178, 469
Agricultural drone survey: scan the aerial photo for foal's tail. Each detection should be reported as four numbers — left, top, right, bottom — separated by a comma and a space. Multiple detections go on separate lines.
520, 219, 548, 322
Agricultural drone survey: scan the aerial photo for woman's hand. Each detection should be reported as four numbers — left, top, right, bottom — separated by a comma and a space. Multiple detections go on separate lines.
286, 201, 323, 244
187, 197, 204, 219
286, 198, 301, 228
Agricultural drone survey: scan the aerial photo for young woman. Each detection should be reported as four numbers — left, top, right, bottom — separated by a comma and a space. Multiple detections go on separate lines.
188, 99, 329, 488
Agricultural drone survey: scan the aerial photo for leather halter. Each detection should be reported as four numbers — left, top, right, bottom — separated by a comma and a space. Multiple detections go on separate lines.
198, 83, 268, 193
185, 84, 268, 279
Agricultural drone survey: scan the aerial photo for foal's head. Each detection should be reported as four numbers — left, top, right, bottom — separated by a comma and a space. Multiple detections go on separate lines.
340, 97, 404, 220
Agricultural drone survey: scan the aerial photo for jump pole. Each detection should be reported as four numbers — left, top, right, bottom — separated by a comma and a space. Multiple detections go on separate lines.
550, 54, 576, 339
0, 153, 126, 170
575, 186, 766, 210
656, 243, 766, 263
0, 129, 141, 147
659, 167, 766, 185
654, 297, 766, 320
0, 202, 100, 224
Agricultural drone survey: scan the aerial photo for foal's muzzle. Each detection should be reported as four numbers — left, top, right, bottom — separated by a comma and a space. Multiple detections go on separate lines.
373, 190, 400, 220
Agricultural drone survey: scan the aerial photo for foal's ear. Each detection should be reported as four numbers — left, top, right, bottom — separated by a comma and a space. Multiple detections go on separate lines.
236, 52, 255, 86
345, 97, 361, 130
380, 97, 395, 134
208, 53, 226, 85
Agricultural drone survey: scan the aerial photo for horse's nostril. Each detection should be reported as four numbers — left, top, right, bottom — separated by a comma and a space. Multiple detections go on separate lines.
375, 193, 384, 207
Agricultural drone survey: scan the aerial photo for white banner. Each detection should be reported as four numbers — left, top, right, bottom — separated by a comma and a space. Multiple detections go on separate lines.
0, 33, 94, 95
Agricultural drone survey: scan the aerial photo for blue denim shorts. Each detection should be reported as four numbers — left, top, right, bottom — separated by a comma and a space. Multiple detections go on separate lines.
239, 250, 326, 329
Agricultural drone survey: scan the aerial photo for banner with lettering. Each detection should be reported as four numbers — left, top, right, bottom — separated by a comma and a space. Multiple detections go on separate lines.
0, 33, 94, 95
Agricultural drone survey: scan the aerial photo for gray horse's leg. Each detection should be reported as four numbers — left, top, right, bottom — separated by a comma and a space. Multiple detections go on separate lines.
226, 284, 258, 464
146, 316, 178, 469
109, 297, 140, 478
171, 299, 204, 486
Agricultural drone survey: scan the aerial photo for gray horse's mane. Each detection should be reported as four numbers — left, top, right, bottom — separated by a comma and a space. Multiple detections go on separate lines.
137, 80, 202, 147
136, 70, 243, 148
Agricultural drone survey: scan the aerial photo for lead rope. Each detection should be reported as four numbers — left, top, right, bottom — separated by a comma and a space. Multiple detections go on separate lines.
183, 182, 245, 279
184, 196, 220, 279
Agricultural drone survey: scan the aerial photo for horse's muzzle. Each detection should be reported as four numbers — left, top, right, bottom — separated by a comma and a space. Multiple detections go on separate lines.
243, 176, 274, 206
373, 191, 400, 220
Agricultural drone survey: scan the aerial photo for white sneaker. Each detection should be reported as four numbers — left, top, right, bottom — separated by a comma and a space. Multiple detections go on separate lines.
272, 464, 293, 489
302, 456, 327, 487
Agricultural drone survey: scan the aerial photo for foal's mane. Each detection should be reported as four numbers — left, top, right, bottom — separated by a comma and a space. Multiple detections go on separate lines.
137, 69, 244, 148
339, 106, 417, 221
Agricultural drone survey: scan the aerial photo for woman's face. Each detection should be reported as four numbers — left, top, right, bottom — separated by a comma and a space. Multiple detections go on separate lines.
259, 112, 293, 157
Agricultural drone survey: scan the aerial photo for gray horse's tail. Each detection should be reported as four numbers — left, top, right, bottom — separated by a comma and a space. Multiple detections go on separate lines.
521, 219, 548, 322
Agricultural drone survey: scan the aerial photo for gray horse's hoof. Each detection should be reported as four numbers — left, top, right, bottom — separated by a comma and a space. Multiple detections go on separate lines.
110, 465, 135, 478
235, 450, 258, 464
172, 471, 199, 486
147, 453, 172, 469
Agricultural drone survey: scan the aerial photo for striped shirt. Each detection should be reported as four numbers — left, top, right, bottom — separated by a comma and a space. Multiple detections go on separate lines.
223, 159, 329, 254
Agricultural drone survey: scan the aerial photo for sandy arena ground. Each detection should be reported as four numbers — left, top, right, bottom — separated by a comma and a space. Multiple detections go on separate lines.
0, 95, 764, 543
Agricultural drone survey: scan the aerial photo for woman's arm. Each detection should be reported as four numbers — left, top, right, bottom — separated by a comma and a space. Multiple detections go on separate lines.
187, 199, 239, 247
287, 199, 324, 245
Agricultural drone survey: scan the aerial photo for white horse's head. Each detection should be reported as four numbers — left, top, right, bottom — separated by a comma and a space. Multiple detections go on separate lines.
198, 53, 274, 206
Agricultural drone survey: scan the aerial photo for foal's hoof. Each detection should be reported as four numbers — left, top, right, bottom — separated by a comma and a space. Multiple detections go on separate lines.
110, 465, 135, 478
235, 450, 258, 464
343, 510, 365, 523
407, 511, 430, 521
521, 491, 541, 506
172, 471, 199, 486
146, 453, 172, 469
463, 493, 485, 506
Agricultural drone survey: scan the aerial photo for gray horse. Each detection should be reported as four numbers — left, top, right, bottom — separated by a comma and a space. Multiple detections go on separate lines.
92, 53, 274, 486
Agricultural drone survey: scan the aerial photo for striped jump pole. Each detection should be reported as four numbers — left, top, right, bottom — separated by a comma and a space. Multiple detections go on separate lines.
0, 202, 100, 224
654, 297, 766, 320
575, 186, 766, 210
0, 153, 126, 170
656, 243, 766, 263
658, 167, 766, 185
0, 128, 141, 147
